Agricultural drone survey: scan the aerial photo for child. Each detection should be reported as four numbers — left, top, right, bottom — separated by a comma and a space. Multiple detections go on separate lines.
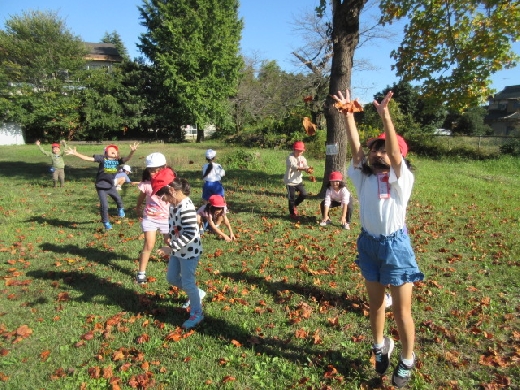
197, 195, 235, 242
155, 174, 205, 330
332, 89, 423, 388
283, 141, 312, 220
66, 142, 139, 230
202, 149, 226, 203
319, 171, 353, 229
36, 140, 66, 187
114, 164, 135, 190
135, 164, 171, 284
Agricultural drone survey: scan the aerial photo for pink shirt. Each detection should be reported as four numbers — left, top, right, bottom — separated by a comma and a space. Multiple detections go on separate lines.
138, 181, 170, 221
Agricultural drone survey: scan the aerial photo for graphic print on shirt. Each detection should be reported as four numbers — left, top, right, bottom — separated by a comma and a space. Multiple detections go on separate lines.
104, 159, 119, 174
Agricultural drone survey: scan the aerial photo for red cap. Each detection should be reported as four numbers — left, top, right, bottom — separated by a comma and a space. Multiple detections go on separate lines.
367, 133, 408, 158
293, 141, 305, 151
104, 144, 119, 153
208, 195, 226, 208
51, 143, 60, 148
329, 171, 343, 182
151, 168, 175, 195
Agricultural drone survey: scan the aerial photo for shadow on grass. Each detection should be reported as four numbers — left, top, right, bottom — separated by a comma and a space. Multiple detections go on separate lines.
39, 242, 135, 278
220, 271, 367, 314
27, 215, 93, 229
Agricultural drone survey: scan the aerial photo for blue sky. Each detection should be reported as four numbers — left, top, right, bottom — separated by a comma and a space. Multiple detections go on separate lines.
1, 0, 518, 103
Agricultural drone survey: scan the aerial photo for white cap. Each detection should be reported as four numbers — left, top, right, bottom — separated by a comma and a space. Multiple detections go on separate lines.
122, 164, 132, 173
146, 152, 167, 168
205, 149, 216, 159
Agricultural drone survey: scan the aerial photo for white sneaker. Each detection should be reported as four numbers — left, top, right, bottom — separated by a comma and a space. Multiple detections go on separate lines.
319, 220, 332, 226
182, 288, 206, 309
343, 223, 350, 230
385, 293, 393, 308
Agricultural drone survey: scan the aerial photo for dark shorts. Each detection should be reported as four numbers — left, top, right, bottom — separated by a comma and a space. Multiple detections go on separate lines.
202, 181, 224, 201
356, 228, 424, 286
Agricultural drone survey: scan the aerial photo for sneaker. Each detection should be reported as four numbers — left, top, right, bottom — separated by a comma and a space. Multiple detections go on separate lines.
385, 293, 393, 308
182, 312, 204, 329
136, 273, 147, 284
199, 228, 205, 236
117, 208, 125, 217
116, 185, 122, 191
103, 222, 112, 230
182, 288, 206, 309
320, 220, 332, 226
342, 223, 350, 230
373, 337, 394, 375
392, 354, 415, 388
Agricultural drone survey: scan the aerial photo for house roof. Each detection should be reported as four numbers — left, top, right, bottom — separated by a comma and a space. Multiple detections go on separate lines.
493, 85, 520, 100
84, 43, 123, 62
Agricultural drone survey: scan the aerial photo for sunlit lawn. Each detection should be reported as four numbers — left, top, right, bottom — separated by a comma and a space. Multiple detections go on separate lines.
0, 142, 519, 389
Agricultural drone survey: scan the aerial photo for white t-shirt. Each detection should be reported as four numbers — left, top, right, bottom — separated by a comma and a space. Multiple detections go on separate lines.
348, 159, 413, 236
202, 163, 225, 182
324, 186, 351, 207
284, 153, 308, 185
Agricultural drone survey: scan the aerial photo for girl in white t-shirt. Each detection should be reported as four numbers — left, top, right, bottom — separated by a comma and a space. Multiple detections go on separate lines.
319, 171, 353, 229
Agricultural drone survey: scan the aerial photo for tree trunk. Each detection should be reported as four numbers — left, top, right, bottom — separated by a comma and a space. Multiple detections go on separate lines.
196, 129, 204, 143
320, 0, 366, 196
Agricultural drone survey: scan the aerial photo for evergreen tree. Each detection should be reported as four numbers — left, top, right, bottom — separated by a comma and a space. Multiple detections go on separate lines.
137, 0, 243, 141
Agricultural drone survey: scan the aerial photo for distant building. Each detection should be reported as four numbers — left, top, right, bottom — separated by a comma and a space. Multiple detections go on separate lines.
485, 85, 520, 136
84, 43, 123, 70
182, 124, 217, 141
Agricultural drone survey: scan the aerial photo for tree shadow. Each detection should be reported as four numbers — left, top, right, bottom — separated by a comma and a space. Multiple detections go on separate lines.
39, 242, 135, 277
27, 215, 93, 229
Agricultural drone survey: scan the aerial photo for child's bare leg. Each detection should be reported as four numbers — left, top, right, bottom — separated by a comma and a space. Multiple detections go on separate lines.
365, 280, 387, 344
138, 231, 157, 273
389, 282, 415, 360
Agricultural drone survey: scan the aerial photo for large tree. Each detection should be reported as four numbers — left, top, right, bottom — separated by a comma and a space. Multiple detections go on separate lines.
313, 0, 519, 194
0, 10, 88, 141
137, 0, 243, 141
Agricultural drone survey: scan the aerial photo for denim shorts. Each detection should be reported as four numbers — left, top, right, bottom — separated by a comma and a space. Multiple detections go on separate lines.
355, 228, 424, 286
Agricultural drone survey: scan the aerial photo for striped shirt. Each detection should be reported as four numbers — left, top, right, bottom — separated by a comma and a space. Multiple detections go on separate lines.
168, 197, 202, 259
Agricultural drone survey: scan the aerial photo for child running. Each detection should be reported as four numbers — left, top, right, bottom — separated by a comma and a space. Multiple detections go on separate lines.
155, 173, 205, 330
319, 171, 353, 229
332, 89, 423, 388
197, 195, 235, 242
36, 139, 67, 187
66, 142, 139, 230
202, 149, 226, 204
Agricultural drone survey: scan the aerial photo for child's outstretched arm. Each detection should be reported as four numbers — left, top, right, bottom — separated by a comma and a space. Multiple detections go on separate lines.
65, 147, 95, 162
122, 142, 139, 163
331, 90, 365, 166
373, 91, 402, 174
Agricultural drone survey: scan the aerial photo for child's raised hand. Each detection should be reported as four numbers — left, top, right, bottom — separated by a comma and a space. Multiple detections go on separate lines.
35, 140, 40, 146
373, 91, 394, 117
65, 147, 77, 155
130, 142, 140, 152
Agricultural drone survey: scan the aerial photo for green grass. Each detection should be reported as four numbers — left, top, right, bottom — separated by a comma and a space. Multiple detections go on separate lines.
0, 142, 519, 389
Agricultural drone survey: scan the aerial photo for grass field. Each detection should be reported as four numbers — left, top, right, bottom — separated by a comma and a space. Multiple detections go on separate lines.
0, 142, 519, 389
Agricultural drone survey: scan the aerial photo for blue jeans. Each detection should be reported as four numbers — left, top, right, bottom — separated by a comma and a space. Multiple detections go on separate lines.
96, 187, 123, 223
167, 254, 202, 314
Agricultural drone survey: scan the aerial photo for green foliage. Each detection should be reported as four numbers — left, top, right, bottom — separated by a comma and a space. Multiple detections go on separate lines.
0, 10, 88, 141
138, 0, 243, 133
379, 0, 520, 110
219, 148, 262, 170
499, 139, 520, 156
